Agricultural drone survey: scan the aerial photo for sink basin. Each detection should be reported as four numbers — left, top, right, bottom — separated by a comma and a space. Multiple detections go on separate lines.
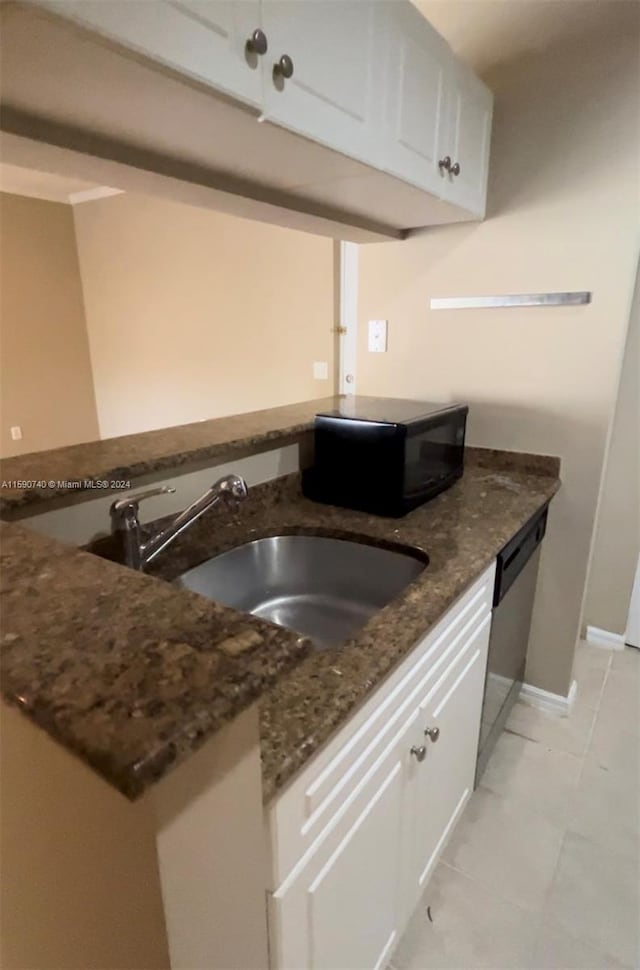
177, 534, 427, 649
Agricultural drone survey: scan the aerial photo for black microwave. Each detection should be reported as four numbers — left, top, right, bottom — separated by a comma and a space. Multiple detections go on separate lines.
302, 397, 468, 517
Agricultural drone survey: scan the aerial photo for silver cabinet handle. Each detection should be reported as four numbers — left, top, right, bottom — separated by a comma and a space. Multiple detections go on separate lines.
273, 54, 294, 80
424, 726, 440, 742
246, 28, 267, 56
451, 162, 461, 177
410, 745, 427, 762
438, 156, 452, 173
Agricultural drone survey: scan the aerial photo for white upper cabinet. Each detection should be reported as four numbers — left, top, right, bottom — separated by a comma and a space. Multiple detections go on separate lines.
45, 0, 265, 108
260, 1, 385, 168
437, 61, 493, 216
379, 3, 449, 197
31, 0, 493, 228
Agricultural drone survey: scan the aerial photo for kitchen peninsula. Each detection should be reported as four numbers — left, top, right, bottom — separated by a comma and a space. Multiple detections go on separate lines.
0, 398, 560, 970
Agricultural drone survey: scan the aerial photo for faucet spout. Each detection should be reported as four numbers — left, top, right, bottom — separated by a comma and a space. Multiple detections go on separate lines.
110, 474, 248, 570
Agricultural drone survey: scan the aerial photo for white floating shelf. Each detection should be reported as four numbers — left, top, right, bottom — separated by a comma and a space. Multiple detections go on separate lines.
430, 292, 592, 310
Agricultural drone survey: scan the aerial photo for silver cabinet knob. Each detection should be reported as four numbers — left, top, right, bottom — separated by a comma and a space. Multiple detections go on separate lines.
246, 28, 268, 56
424, 726, 440, 742
451, 162, 461, 177
273, 54, 294, 80
410, 744, 427, 762
438, 156, 452, 172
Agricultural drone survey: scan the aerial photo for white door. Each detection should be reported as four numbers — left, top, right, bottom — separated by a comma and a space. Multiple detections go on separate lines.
439, 62, 493, 216
406, 617, 491, 908
380, 3, 449, 196
260, 1, 384, 167
270, 722, 415, 970
626, 555, 640, 648
44, 1, 264, 107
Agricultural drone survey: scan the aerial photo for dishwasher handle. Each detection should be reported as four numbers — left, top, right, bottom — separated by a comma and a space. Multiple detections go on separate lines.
494, 505, 548, 606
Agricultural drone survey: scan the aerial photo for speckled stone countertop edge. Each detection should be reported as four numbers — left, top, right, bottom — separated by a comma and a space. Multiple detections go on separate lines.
0, 397, 336, 515
0, 522, 313, 800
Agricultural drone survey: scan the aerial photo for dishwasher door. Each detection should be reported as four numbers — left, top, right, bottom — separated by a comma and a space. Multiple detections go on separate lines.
476, 506, 547, 785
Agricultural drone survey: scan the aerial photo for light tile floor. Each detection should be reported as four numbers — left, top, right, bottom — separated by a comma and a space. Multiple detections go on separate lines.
388, 643, 640, 970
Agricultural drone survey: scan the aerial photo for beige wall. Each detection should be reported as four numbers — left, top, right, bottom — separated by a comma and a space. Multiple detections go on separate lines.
0, 701, 170, 970
0, 699, 268, 970
583, 263, 640, 637
72, 193, 335, 440
356, 19, 640, 696
0, 192, 99, 457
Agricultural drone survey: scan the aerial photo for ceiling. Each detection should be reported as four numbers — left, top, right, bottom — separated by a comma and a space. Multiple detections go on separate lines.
0, 162, 123, 205
414, 0, 640, 72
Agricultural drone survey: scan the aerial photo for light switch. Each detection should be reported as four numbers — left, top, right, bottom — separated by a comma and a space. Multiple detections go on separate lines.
10, 426, 22, 441
368, 319, 388, 353
313, 361, 329, 380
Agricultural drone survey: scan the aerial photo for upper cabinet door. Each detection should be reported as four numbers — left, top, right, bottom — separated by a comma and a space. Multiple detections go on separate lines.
379, 4, 449, 196
43, 1, 265, 108
260, 1, 385, 167
439, 62, 493, 217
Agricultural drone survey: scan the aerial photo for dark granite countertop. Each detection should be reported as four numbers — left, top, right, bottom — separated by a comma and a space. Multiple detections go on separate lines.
146, 447, 561, 801
0, 396, 341, 515
0, 522, 311, 798
0, 445, 560, 803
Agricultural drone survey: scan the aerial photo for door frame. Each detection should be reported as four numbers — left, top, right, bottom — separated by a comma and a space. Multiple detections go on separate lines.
338, 241, 358, 395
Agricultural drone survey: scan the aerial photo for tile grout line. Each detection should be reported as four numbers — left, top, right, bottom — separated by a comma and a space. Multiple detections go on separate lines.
438, 855, 550, 921
539, 648, 616, 945
439, 660, 597, 922
580, 650, 613, 779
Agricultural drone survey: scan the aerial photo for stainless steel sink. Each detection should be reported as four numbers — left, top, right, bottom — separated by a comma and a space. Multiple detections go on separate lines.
177, 534, 427, 649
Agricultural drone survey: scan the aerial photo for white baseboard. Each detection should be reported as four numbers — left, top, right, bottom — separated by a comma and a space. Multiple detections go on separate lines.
585, 625, 626, 650
519, 679, 577, 717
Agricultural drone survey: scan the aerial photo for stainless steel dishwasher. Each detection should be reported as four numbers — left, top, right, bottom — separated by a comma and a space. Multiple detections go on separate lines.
476, 505, 549, 784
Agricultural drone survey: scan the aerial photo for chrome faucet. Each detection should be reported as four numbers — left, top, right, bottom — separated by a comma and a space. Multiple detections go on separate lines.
110, 474, 248, 571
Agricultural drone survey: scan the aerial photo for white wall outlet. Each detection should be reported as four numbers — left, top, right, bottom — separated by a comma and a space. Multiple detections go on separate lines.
313, 361, 329, 380
10, 426, 22, 441
368, 319, 388, 353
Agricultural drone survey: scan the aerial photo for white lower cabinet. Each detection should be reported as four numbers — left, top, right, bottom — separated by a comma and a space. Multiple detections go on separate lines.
267, 563, 495, 970
406, 614, 491, 903
269, 721, 412, 970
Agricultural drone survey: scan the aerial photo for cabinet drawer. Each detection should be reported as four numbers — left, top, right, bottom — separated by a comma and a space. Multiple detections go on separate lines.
266, 562, 495, 888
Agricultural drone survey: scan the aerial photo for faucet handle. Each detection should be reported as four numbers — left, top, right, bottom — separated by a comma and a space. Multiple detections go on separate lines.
110, 485, 176, 516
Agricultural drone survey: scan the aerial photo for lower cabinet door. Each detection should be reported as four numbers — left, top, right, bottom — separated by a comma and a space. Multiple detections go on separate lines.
407, 614, 491, 905
269, 726, 414, 970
